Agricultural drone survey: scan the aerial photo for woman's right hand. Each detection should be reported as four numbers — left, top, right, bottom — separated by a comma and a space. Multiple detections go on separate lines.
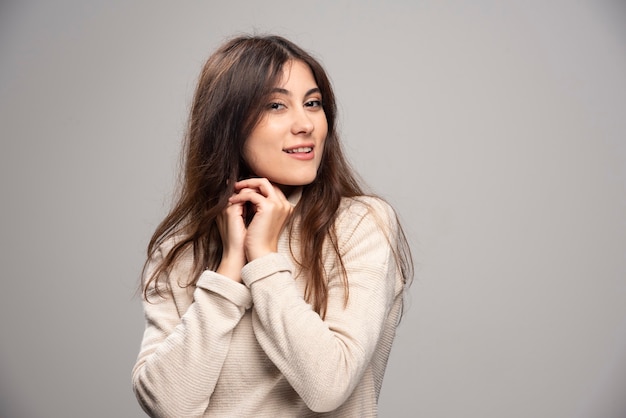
216, 201, 247, 282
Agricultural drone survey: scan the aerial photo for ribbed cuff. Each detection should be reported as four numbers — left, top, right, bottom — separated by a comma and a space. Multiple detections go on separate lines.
241, 253, 293, 287
196, 270, 252, 309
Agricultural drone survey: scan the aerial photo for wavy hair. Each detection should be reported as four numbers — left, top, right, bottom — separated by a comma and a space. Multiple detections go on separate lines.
143, 35, 412, 317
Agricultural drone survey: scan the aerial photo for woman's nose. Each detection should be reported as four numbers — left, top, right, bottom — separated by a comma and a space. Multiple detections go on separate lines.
291, 108, 314, 135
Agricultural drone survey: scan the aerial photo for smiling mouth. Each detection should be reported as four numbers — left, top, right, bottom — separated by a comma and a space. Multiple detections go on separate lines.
284, 147, 313, 154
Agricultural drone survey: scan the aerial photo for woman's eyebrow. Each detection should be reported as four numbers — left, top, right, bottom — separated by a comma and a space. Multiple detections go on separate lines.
270, 87, 321, 96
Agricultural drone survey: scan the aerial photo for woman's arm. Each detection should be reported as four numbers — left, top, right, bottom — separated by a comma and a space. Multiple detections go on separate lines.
243, 197, 403, 413
132, 245, 251, 418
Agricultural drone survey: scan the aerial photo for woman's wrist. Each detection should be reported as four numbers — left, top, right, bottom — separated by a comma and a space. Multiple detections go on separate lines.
217, 252, 246, 283
246, 246, 274, 262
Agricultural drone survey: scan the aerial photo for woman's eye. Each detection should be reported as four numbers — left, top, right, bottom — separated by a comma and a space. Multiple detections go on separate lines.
305, 99, 322, 108
268, 102, 286, 110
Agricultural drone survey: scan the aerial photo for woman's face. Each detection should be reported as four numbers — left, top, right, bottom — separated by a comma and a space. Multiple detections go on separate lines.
243, 60, 328, 190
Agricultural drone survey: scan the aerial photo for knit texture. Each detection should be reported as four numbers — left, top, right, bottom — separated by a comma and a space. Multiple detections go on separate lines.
132, 196, 405, 417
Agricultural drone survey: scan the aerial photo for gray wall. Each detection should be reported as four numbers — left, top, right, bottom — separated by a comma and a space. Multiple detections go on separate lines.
1, 1, 625, 417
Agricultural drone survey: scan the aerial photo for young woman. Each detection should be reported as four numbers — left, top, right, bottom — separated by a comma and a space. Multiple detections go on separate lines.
132, 35, 413, 417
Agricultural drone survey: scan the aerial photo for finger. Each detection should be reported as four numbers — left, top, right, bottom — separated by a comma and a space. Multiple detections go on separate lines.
235, 180, 290, 206
229, 188, 266, 206
233, 187, 261, 196
234, 178, 274, 197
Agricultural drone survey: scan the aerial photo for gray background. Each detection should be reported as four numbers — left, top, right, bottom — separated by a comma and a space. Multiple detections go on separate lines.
1, 1, 625, 417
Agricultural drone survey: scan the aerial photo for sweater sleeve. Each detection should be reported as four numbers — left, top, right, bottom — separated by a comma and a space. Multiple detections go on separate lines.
241, 197, 402, 413
132, 245, 252, 418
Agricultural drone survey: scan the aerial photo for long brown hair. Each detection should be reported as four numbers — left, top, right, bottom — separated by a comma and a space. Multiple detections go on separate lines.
143, 35, 412, 317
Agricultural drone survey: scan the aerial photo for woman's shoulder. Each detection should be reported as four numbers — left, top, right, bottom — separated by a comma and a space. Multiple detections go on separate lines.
147, 233, 197, 284
150, 232, 188, 260
144, 233, 196, 298
335, 195, 398, 237
338, 195, 396, 222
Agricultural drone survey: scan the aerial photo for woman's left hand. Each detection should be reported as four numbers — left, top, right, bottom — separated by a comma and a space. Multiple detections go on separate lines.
228, 178, 293, 261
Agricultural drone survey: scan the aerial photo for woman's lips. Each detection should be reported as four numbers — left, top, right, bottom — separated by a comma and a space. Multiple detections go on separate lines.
283, 146, 315, 160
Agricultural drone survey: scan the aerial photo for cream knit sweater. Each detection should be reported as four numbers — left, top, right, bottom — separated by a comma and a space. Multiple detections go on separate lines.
132, 196, 405, 417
